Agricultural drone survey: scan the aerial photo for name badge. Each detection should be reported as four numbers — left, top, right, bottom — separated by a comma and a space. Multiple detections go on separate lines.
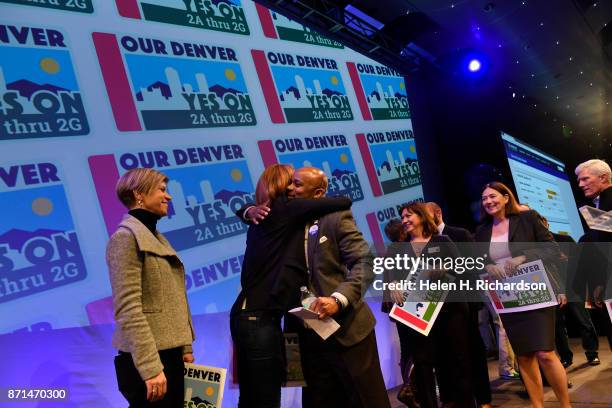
427, 246, 440, 254
319, 236, 327, 244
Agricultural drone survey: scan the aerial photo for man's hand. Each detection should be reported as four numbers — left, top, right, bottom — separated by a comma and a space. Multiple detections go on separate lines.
246, 204, 270, 225
390, 287, 405, 306
145, 371, 167, 402
557, 294, 568, 308
311, 297, 339, 319
593, 285, 604, 307
183, 353, 194, 363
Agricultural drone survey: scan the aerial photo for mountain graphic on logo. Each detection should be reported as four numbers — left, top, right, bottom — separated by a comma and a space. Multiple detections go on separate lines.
209, 84, 242, 98
378, 161, 391, 174
214, 189, 251, 205
331, 169, 353, 178
7, 80, 72, 99
0, 228, 65, 251
135, 81, 172, 101
190, 396, 215, 406
280, 86, 300, 101
395, 92, 407, 99
322, 88, 342, 98
369, 90, 381, 101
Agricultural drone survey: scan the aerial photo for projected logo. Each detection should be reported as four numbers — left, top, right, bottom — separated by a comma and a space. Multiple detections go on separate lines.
88, 144, 255, 252
0, 24, 89, 141
357, 130, 421, 197
116, 0, 249, 35
258, 134, 364, 202
255, 3, 343, 49
366, 197, 423, 255
347, 62, 410, 120
252, 50, 353, 123
92, 32, 255, 132
0, 161, 87, 304
0, 0, 93, 13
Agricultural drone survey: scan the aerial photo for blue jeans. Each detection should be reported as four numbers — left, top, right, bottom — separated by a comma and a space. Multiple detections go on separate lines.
230, 311, 285, 408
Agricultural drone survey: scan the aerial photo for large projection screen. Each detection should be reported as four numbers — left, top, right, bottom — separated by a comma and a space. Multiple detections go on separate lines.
502, 131, 584, 241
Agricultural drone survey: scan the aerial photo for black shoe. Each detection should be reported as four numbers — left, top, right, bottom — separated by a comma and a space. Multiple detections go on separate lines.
397, 383, 421, 408
587, 357, 601, 366
561, 359, 573, 368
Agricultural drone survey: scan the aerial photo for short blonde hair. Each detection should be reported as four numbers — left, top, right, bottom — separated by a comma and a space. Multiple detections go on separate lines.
255, 164, 294, 205
575, 159, 611, 183
116, 168, 168, 208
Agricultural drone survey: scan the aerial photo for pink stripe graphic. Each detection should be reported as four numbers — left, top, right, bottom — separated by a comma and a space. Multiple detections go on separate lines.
391, 306, 428, 330
366, 212, 386, 256
86, 296, 114, 325
356, 133, 383, 197
251, 49, 285, 124
92, 32, 142, 132
346, 62, 372, 121
88, 154, 124, 236
255, 3, 278, 39
257, 140, 279, 167
116, 0, 142, 19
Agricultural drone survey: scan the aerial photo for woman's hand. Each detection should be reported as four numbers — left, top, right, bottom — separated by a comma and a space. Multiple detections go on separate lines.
557, 294, 568, 308
183, 353, 195, 363
145, 371, 167, 402
503, 256, 527, 276
485, 264, 506, 280
390, 287, 405, 306
246, 203, 270, 224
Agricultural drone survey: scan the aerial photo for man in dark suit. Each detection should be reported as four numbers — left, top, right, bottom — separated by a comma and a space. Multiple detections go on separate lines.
575, 159, 612, 351
292, 167, 389, 408
425, 202, 493, 408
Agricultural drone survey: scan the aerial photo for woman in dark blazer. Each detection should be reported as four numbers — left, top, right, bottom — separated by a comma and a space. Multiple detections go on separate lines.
474, 182, 570, 408
387, 202, 474, 408
107, 168, 195, 407
230, 164, 351, 408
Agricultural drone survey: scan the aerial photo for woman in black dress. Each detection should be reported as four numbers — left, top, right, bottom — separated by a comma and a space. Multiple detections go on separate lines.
474, 182, 569, 408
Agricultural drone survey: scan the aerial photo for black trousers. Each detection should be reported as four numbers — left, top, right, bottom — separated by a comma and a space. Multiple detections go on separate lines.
114, 347, 184, 408
555, 302, 599, 361
299, 328, 390, 408
230, 311, 285, 408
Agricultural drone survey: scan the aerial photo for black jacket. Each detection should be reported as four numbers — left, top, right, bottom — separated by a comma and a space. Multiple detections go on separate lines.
231, 195, 351, 316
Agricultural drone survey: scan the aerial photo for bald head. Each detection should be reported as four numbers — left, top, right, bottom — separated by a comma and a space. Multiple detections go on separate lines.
425, 202, 442, 226
293, 167, 328, 199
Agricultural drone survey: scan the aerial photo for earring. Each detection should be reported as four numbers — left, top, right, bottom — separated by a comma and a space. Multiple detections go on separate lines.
137, 200, 143, 207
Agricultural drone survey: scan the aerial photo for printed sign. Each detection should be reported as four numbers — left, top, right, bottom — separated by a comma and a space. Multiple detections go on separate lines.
347, 61, 409, 120
184, 363, 227, 408
116, 0, 249, 35
482, 259, 558, 314
93, 32, 255, 131
357, 130, 421, 197
284, 333, 305, 387
1, 24, 89, 140
258, 134, 364, 201
255, 3, 343, 48
0, 0, 93, 13
0, 161, 87, 303
88, 144, 255, 252
366, 197, 424, 255
252, 49, 353, 123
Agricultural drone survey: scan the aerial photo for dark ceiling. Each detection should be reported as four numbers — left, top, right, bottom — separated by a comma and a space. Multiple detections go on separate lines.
263, 0, 612, 156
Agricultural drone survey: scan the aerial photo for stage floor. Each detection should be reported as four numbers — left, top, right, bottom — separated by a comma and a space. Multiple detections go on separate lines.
388, 337, 612, 407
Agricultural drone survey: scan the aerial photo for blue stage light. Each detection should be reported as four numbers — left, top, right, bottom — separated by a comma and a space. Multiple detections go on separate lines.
468, 59, 481, 72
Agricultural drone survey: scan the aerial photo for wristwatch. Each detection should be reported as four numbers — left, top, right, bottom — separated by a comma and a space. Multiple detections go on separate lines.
331, 295, 343, 311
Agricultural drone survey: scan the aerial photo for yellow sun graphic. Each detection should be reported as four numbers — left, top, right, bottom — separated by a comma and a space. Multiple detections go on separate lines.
225, 68, 237, 81
231, 168, 243, 182
330, 75, 339, 86
532, 275, 541, 282
32, 197, 53, 216
339, 153, 349, 163
205, 386, 214, 397
40, 58, 60, 74
399, 82, 405, 90
409, 145, 416, 153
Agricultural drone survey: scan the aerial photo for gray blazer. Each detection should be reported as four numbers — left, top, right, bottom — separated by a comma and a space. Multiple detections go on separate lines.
306, 210, 376, 347
106, 215, 195, 380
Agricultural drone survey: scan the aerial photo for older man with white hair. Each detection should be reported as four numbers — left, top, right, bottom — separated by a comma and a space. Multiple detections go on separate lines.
575, 159, 611, 209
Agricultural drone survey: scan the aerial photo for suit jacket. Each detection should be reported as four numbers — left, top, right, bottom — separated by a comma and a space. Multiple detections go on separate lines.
106, 214, 195, 380
305, 209, 375, 347
598, 185, 612, 212
232, 195, 351, 316
441, 224, 474, 243
474, 210, 563, 293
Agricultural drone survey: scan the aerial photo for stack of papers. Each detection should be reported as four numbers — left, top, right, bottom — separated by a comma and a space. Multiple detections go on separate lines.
289, 307, 340, 340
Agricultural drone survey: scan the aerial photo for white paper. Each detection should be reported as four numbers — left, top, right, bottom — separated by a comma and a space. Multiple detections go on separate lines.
289, 306, 340, 340
579, 205, 612, 232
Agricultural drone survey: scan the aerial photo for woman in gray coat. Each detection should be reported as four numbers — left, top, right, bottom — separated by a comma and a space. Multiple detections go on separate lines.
107, 168, 195, 407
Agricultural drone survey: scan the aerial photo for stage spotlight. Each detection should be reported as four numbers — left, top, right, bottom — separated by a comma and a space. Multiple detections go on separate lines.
468, 59, 481, 72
